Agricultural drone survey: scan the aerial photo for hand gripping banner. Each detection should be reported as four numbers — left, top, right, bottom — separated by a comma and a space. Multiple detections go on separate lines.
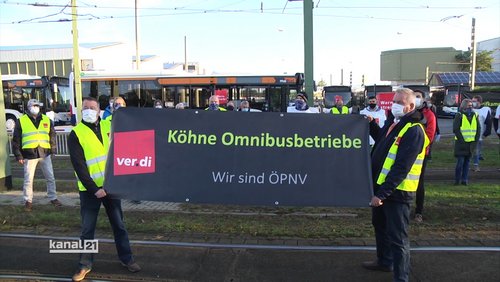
105, 108, 373, 207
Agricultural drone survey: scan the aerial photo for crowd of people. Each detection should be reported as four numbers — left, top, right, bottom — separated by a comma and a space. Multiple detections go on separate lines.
11, 90, 497, 282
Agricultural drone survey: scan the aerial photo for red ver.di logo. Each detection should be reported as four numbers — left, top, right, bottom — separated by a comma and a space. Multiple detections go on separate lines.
113, 130, 155, 176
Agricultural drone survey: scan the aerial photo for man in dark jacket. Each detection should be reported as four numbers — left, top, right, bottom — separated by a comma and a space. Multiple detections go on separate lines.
363, 88, 427, 282
453, 99, 481, 185
12, 99, 61, 211
68, 97, 140, 281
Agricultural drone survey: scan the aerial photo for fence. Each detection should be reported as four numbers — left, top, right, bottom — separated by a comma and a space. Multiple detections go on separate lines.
7, 131, 70, 156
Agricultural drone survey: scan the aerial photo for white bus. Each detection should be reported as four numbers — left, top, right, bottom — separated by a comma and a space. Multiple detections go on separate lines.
2, 74, 72, 130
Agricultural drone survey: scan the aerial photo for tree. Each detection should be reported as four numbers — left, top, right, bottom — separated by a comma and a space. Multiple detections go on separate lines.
455, 50, 494, 72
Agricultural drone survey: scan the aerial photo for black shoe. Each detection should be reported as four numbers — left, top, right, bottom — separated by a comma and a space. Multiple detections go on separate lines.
479, 156, 484, 161
362, 261, 392, 272
121, 261, 141, 272
461, 181, 468, 186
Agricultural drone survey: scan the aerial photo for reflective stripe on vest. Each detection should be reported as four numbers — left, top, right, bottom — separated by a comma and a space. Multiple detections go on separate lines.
20, 114, 51, 149
205, 107, 227, 111
455, 113, 477, 142
72, 120, 111, 192
331, 106, 349, 114
376, 122, 429, 192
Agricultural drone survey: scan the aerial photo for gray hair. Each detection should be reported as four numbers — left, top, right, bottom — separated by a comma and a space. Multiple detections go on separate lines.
240, 100, 249, 108
395, 88, 415, 105
460, 98, 472, 111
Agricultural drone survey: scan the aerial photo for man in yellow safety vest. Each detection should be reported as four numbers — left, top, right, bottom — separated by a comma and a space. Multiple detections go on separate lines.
330, 95, 350, 114
12, 99, 61, 211
68, 97, 140, 281
362, 88, 428, 282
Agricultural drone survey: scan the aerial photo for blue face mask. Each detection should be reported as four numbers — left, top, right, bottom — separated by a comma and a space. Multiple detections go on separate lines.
209, 102, 219, 111
295, 100, 306, 110
465, 108, 473, 115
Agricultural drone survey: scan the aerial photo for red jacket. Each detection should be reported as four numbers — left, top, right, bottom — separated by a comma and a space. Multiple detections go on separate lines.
419, 107, 437, 155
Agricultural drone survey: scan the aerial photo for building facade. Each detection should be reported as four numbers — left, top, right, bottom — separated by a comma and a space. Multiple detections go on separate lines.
380, 47, 462, 85
380, 38, 499, 85
0, 42, 133, 77
477, 37, 500, 72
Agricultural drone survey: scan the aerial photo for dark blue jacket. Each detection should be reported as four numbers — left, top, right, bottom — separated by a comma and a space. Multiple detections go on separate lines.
102, 106, 113, 120
369, 110, 425, 203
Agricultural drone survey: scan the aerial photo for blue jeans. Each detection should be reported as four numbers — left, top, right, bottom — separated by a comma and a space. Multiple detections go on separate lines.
473, 140, 483, 166
455, 156, 470, 184
78, 192, 133, 270
372, 200, 411, 282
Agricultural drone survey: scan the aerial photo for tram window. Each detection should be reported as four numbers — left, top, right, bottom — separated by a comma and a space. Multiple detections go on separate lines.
268, 87, 282, 112
240, 87, 266, 111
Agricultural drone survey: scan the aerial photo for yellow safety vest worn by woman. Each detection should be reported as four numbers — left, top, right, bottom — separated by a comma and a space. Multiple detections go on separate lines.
456, 113, 478, 142
72, 120, 111, 191
376, 123, 429, 192
19, 114, 51, 149
331, 106, 349, 114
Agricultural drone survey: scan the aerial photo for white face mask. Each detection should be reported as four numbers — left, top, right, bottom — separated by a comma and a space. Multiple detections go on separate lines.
82, 109, 98, 123
391, 103, 406, 119
29, 106, 40, 115
415, 98, 422, 108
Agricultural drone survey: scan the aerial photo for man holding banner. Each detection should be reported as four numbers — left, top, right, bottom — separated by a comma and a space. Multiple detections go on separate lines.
68, 97, 140, 281
364, 88, 428, 282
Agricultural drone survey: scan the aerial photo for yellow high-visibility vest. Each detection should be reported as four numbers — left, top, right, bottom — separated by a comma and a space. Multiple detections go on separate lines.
19, 114, 51, 149
376, 122, 429, 192
456, 113, 477, 142
72, 120, 111, 191
331, 106, 349, 114
205, 107, 227, 111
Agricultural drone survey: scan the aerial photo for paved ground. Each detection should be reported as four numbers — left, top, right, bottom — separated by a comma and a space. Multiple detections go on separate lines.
0, 235, 499, 282
1, 187, 499, 281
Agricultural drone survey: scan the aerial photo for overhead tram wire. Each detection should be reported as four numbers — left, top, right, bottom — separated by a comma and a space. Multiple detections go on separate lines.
0, 1, 491, 25
1, 1, 488, 11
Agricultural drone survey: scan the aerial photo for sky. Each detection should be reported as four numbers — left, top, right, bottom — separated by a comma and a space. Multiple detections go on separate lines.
0, 0, 499, 86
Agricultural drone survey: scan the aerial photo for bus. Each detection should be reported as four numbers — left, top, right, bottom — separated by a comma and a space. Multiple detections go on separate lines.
364, 85, 393, 99
322, 86, 352, 108
431, 84, 469, 118
70, 71, 304, 120
2, 74, 71, 130
402, 84, 431, 99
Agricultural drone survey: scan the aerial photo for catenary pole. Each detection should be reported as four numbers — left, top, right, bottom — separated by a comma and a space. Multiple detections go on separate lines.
303, 0, 314, 105
72, 0, 83, 124
468, 18, 477, 91
0, 72, 13, 191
